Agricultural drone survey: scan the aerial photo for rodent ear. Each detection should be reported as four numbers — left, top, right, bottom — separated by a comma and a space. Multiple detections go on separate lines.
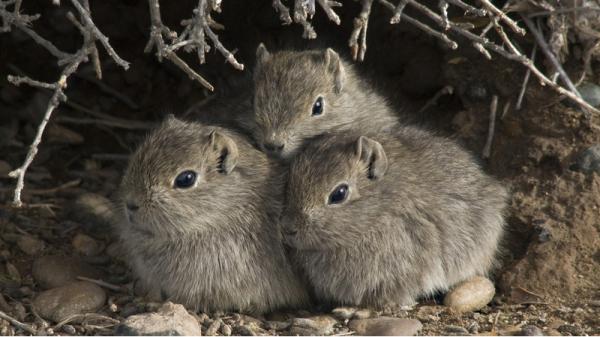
324, 48, 345, 94
209, 130, 239, 175
256, 43, 272, 65
354, 136, 388, 180
164, 114, 178, 125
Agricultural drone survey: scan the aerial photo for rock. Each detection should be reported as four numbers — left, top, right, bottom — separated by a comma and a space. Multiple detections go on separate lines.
349, 317, 422, 336
290, 315, 338, 336
69, 193, 115, 228
16, 235, 45, 256
521, 325, 544, 336
353, 309, 372, 319
0, 160, 11, 177
72, 233, 102, 256
589, 300, 600, 307
444, 276, 495, 313
115, 302, 201, 336
332, 307, 357, 320
32, 255, 103, 289
62, 324, 77, 335
33, 281, 106, 322
578, 82, 600, 107
264, 320, 291, 331
46, 124, 84, 145
445, 325, 469, 335
206, 319, 221, 336
574, 144, 600, 174
221, 323, 232, 336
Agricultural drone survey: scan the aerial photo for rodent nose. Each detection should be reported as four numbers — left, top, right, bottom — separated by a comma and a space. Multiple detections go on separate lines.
126, 201, 139, 212
283, 229, 298, 236
263, 142, 284, 153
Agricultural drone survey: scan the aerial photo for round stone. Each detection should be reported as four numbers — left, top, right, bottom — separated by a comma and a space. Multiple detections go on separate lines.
33, 281, 106, 322
349, 317, 422, 336
444, 276, 495, 313
32, 255, 104, 289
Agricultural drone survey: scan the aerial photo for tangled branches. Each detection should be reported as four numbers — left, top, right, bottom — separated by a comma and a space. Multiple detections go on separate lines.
270, 0, 600, 114
144, 0, 244, 91
1, 0, 129, 207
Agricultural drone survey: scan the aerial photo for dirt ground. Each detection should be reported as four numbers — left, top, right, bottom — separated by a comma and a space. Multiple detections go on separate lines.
0, 0, 599, 335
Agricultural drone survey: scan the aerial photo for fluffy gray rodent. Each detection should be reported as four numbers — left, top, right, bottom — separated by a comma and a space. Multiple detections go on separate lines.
251, 44, 401, 159
116, 116, 310, 313
282, 126, 508, 307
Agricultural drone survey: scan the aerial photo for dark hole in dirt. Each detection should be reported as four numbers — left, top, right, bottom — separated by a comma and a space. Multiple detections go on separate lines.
538, 155, 563, 175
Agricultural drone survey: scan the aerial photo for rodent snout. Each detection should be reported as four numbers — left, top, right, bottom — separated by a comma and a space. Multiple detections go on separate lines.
263, 141, 285, 154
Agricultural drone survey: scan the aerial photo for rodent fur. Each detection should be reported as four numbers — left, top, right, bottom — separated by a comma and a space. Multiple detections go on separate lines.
116, 116, 310, 313
283, 126, 508, 307
252, 44, 400, 159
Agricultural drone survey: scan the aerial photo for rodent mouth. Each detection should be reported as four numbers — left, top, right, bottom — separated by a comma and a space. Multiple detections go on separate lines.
126, 221, 155, 237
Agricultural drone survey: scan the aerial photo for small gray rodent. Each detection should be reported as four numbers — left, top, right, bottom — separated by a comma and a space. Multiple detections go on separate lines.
116, 116, 310, 313
252, 44, 401, 159
282, 127, 508, 307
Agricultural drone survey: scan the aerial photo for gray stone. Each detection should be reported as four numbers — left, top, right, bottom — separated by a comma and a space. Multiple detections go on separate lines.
444, 276, 495, 313
445, 325, 469, 335
220, 323, 232, 336
575, 144, 600, 174
521, 325, 544, 336
72, 233, 102, 256
349, 317, 422, 336
33, 281, 106, 322
332, 307, 357, 320
578, 82, 600, 107
32, 255, 104, 289
69, 193, 115, 228
17, 235, 45, 256
115, 302, 201, 336
290, 315, 337, 336
352, 309, 372, 319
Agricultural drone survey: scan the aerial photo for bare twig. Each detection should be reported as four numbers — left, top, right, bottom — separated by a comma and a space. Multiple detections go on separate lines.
521, 15, 581, 99
145, 0, 243, 91
0, 311, 38, 334
349, 0, 374, 61
272, 0, 292, 24
478, 0, 524, 35
418, 85, 454, 113
4, 0, 129, 207
77, 276, 127, 292
517, 43, 537, 110
293, 0, 317, 39
482, 95, 498, 159
317, 0, 342, 25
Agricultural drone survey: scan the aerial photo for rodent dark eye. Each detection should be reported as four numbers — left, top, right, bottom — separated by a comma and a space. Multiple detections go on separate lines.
328, 184, 349, 204
312, 96, 324, 116
174, 170, 197, 188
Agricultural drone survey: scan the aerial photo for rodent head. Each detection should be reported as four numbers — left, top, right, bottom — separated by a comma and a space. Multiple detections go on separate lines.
252, 44, 346, 159
282, 135, 388, 249
118, 116, 242, 238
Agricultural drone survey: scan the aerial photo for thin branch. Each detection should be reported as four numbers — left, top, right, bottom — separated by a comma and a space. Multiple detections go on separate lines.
317, 0, 342, 25
145, 0, 243, 90
478, 0, 525, 35
482, 95, 498, 159
517, 43, 536, 111
349, 0, 374, 61
76, 276, 127, 292
0, 311, 38, 335
418, 85, 454, 113
272, 0, 292, 24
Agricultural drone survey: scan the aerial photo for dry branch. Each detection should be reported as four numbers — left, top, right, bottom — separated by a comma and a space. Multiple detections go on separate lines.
1, 0, 129, 207
144, 0, 244, 91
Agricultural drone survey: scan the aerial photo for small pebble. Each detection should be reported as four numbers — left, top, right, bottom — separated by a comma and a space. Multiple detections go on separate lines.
332, 306, 357, 320
33, 281, 106, 322
32, 255, 103, 289
290, 315, 337, 336
349, 317, 423, 336
444, 276, 495, 313
16, 235, 45, 256
445, 325, 469, 334
573, 144, 600, 174
353, 309, 372, 319
521, 324, 544, 336
72, 233, 102, 256
62, 324, 76, 335
221, 323, 232, 336
115, 302, 201, 336
206, 319, 221, 336
264, 320, 291, 331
